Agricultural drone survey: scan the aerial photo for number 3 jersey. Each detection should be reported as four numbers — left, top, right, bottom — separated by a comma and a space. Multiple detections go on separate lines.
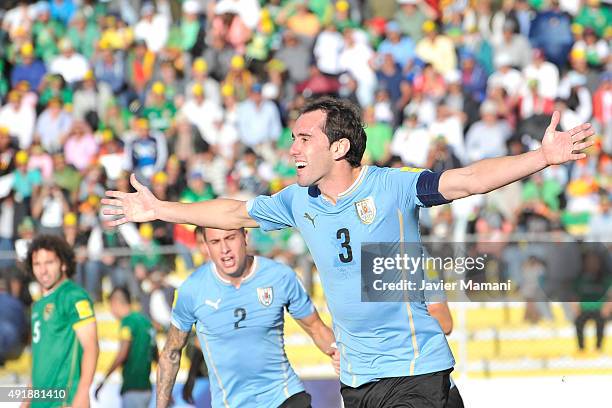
30, 280, 95, 407
247, 166, 455, 387
171, 256, 315, 408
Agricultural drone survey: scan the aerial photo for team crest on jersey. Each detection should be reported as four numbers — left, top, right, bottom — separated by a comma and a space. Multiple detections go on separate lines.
43, 303, 54, 321
257, 287, 274, 307
355, 197, 376, 224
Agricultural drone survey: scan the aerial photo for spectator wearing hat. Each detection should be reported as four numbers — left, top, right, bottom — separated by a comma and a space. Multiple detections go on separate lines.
185, 58, 221, 105
492, 19, 532, 69
72, 70, 113, 126
11, 150, 41, 213
236, 83, 282, 153
180, 83, 224, 146
459, 50, 488, 103
97, 129, 124, 182
415, 20, 457, 75
142, 81, 177, 134
574, 0, 611, 38
332, 0, 359, 32
377, 20, 416, 69
50, 0, 76, 26
38, 73, 73, 108
93, 41, 126, 95
134, 2, 170, 54
284, 0, 320, 39
27, 141, 53, 181
51, 151, 80, 203
10, 43, 47, 90
0, 90, 36, 149
179, 1, 205, 58
465, 100, 512, 163
152, 59, 185, 108
222, 55, 254, 101
123, 118, 168, 183
488, 52, 523, 98
522, 49, 559, 100
580, 27, 609, 68
34, 97, 73, 154
395, 0, 429, 42
32, 180, 69, 236
49, 38, 90, 84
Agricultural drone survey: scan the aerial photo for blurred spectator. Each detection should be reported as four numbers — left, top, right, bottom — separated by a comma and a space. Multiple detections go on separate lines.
492, 20, 531, 69
134, 2, 170, 54
488, 53, 523, 98
523, 49, 559, 100
275, 30, 311, 86
123, 118, 168, 183
0, 90, 36, 149
0, 274, 28, 366
415, 20, 456, 75
180, 83, 223, 146
377, 20, 415, 69
465, 100, 512, 163
49, 38, 90, 84
395, 0, 428, 42
339, 28, 376, 106
34, 97, 73, 154
528, 0, 573, 67
314, 23, 344, 76
186, 57, 221, 105
236, 83, 282, 151
31, 181, 69, 236
390, 114, 431, 167
10, 43, 47, 90
363, 106, 393, 165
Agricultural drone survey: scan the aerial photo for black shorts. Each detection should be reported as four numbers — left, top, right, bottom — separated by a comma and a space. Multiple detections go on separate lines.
445, 385, 464, 408
341, 369, 452, 408
278, 391, 312, 408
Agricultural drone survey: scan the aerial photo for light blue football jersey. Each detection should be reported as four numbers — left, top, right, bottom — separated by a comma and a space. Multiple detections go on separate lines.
171, 256, 315, 408
247, 166, 455, 387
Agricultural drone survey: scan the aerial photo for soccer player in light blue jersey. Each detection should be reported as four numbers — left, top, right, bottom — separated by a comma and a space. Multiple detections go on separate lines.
155, 226, 337, 408
104, 97, 594, 407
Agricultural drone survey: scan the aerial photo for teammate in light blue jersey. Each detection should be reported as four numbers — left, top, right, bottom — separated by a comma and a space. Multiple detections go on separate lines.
158, 226, 336, 408
104, 97, 594, 407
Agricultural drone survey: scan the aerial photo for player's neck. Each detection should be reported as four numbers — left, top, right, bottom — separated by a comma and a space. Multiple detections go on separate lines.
225, 255, 255, 288
318, 165, 364, 204
41, 276, 68, 296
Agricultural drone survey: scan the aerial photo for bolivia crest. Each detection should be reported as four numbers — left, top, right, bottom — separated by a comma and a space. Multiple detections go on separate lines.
44, 303, 55, 320
257, 287, 274, 307
355, 197, 376, 224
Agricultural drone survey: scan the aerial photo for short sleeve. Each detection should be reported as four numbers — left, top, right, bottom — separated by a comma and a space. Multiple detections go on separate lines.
387, 167, 451, 209
66, 290, 96, 330
283, 269, 315, 320
171, 284, 196, 332
119, 325, 132, 341
246, 185, 297, 231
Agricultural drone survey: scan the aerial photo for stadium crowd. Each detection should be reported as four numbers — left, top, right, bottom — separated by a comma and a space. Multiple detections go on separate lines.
0, 0, 611, 363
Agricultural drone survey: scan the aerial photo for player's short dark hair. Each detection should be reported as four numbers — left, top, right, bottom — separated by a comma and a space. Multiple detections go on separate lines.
25, 234, 76, 278
194, 226, 246, 241
300, 97, 366, 168
109, 286, 131, 304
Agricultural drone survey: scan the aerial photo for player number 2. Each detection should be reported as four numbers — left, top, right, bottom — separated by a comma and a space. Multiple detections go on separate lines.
234, 308, 246, 329
337, 228, 353, 263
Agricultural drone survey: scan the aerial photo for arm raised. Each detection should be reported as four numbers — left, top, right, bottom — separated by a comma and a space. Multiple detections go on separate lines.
102, 174, 259, 229
439, 112, 594, 200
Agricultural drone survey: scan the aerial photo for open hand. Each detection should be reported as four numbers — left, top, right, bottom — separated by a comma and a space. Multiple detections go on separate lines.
540, 111, 595, 165
101, 174, 158, 227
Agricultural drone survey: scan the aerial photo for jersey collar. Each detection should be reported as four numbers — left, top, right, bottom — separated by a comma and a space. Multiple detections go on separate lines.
337, 165, 369, 199
211, 256, 258, 287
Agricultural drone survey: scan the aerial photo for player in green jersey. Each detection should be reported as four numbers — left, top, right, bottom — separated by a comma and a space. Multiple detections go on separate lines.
24, 235, 99, 408
95, 287, 158, 408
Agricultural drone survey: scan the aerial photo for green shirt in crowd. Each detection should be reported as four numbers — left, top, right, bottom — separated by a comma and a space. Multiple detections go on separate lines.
364, 123, 393, 164
31, 280, 95, 408
119, 312, 156, 393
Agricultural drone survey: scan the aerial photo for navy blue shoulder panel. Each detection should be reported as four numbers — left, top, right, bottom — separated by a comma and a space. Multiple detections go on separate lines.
416, 171, 452, 207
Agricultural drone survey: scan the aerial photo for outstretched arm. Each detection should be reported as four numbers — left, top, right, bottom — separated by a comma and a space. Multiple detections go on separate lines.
157, 325, 190, 408
102, 174, 259, 229
439, 112, 594, 200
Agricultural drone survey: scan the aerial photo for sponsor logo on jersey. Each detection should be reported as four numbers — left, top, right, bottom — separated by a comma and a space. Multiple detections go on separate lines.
44, 303, 54, 321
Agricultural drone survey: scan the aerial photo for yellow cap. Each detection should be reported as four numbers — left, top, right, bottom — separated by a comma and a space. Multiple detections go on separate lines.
58, 38, 73, 51
192, 83, 204, 96
230, 55, 245, 69
136, 118, 149, 129
151, 81, 165, 95
570, 47, 586, 61
15, 150, 28, 165
221, 83, 234, 97
98, 38, 112, 50
8, 90, 21, 102
84, 70, 95, 81
571, 23, 584, 35
101, 129, 114, 142
21, 42, 34, 56
139, 223, 154, 239
0, 126, 8, 135
87, 195, 100, 207
192, 57, 207, 73
422, 20, 437, 33
605, 26, 612, 37
16, 80, 30, 91
64, 212, 78, 226
153, 171, 168, 184
336, 0, 349, 12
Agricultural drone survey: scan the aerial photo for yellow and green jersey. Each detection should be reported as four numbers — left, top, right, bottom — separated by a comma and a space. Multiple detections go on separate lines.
31, 280, 95, 407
